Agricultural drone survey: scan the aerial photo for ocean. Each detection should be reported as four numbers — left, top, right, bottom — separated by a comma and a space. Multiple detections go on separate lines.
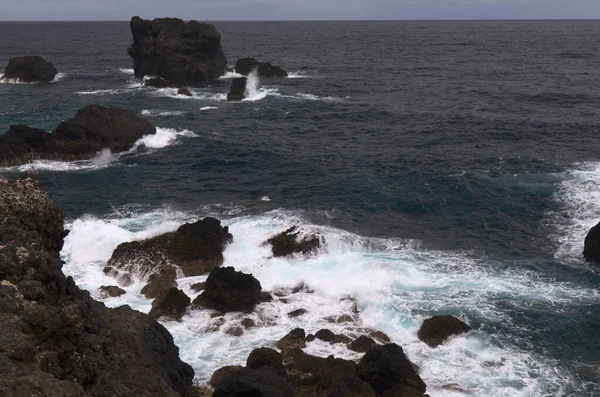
1, 20, 599, 396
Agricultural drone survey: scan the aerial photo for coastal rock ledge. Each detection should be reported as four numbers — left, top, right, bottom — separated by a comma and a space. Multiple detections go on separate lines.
0, 176, 195, 396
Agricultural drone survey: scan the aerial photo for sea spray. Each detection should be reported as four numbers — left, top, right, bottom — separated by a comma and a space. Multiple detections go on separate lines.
244, 68, 261, 100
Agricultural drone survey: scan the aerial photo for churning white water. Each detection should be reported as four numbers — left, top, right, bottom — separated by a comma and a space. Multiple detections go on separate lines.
60, 204, 595, 396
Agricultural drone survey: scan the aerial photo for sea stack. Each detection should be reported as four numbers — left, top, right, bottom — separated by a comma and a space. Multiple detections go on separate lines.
128, 16, 227, 86
227, 77, 247, 101
2, 56, 58, 82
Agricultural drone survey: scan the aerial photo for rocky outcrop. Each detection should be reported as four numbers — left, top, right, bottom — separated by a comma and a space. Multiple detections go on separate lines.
583, 221, 600, 263
276, 328, 306, 352
192, 267, 262, 313
357, 344, 427, 396
226, 77, 247, 101
313, 329, 351, 345
246, 348, 285, 377
235, 58, 287, 78
148, 287, 191, 321
128, 16, 227, 86
417, 315, 471, 348
265, 226, 323, 257
2, 56, 57, 82
349, 335, 377, 353
210, 366, 244, 387
107, 217, 232, 280
0, 176, 195, 396
140, 266, 178, 299
98, 285, 126, 298
144, 77, 174, 88
178, 88, 192, 96
213, 368, 292, 397
0, 105, 156, 167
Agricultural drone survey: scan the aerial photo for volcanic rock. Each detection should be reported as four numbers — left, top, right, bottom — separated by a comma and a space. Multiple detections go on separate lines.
417, 315, 472, 348
235, 58, 287, 78
288, 308, 307, 318
2, 56, 58, 82
226, 77, 247, 101
190, 281, 206, 292
178, 88, 193, 96
98, 285, 126, 298
192, 267, 262, 312
213, 368, 292, 397
0, 176, 195, 396
108, 217, 232, 279
583, 221, 600, 263
140, 267, 178, 299
265, 226, 323, 257
276, 328, 306, 351
148, 287, 191, 321
128, 16, 227, 86
210, 366, 244, 387
246, 347, 285, 377
349, 335, 377, 353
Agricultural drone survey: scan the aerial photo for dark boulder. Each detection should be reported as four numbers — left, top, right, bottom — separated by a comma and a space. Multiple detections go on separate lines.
584, 221, 600, 263
265, 226, 323, 257
370, 331, 391, 343
192, 267, 262, 312
0, 105, 156, 167
128, 16, 227, 86
98, 285, 126, 298
235, 58, 287, 78
357, 344, 426, 396
227, 77, 247, 101
144, 77, 174, 88
276, 328, 306, 352
2, 56, 57, 82
349, 336, 377, 353
191, 281, 206, 292
288, 308, 307, 318
246, 347, 285, 377
313, 329, 351, 345
140, 267, 178, 299
417, 315, 471, 348
210, 365, 244, 387
178, 88, 193, 96
213, 368, 292, 397
0, 176, 196, 396
148, 287, 191, 320
108, 217, 232, 279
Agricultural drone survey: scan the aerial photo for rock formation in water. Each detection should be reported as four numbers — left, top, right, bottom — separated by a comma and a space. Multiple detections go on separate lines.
417, 315, 472, 348
583, 221, 600, 263
265, 226, 323, 257
2, 56, 58, 82
106, 218, 232, 284
227, 77, 247, 101
235, 58, 287, 78
0, 105, 156, 167
128, 16, 227, 86
192, 267, 262, 313
0, 176, 195, 396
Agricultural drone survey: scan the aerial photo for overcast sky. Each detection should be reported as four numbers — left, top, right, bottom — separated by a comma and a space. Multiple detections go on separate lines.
1, 0, 599, 21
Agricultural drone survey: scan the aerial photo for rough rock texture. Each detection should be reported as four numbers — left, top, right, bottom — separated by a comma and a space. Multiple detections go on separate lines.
246, 348, 285, 377
144, 77, 174, 88
265, 226, 322, 257
210, 366, 244, 387
0, 176, 195, 396
313, 329, 351, 345
234, 58, 287, 78
287, 308, 307, 318
417, 315, 471, 348
190, 282, 206, 292
128, 16, 227, 86
226, 77, 247, 101
107, 217, 232, 280
349, 336, 377, 353
583, 221, 600, 263
213, 368, 292, 397
140, 266, 178, 299
370, 331, 391, 343
357, 344, 427, 397
98, 285, 126, 299
192, 267, 262, 313
2, 56, 58, 82
276, 328, 306, 352
0, 105, 156, 167
148, 287, 191, 321
178, 88, 192, 96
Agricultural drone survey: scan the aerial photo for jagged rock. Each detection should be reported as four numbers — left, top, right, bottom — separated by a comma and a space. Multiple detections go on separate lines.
98, 285, 126, 298
2, 56, 57, 82
276, 328, 306, 351
140, 266, 178, 299
226, 77, 246, 101
265, 226, 322, 257
357, 344, 427, 396
370, 331, 391, 343
144, 77, 173, 88
584, 221, 600, 263
246, 347, 285, 377
213, 368, 292, 397
178, 88, 193, 96
235, 58, 287, 78
288, 308, 307, 318
417, 315, 472, 348
0, 176, 195, 396
210, 366, 244, 387
108, 217, 232, 279
148, 287, 191, 320
192, 267, 262, 313
242, 318, 255, 329
128, 16, 227, 86
260, 291, 273, 302
0, 105, 156, 167
191, 281, 206, 292
349, 336, 377, 353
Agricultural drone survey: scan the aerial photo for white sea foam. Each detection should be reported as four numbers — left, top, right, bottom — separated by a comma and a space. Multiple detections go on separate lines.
76, 88, 133, 95
220, 70, 244, 79
287, 71, 308, 79
51, 73, 67, 82
130, 127, 196, 150
141, 109, 186, 117
60, 207, 597, 395
200, 106, 218, 111
119, 68, 135, 74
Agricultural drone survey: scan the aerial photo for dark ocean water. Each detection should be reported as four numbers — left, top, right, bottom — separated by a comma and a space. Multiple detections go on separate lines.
1, 21, 600, 396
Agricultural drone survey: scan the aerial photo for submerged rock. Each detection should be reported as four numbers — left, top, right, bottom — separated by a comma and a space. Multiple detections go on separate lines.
235, 58, 287, 78
265, 226, 323, 257
108, 217, 232, 279
98, 285, 126, 298
2, 56, 57, 82
192, 267, 262, 312
0, 176, 195, 396
178, 88, 193, 96
0, 105, 156, 167
148, 287, 191, 321
584, 221, 600, 263
128, 16, 227, 86
417, 315, 471, 348
190, 281, 206, 292
227, 77, 247, 101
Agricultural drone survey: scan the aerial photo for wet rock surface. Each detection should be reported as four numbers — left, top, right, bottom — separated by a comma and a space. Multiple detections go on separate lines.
417, 315, 472, 348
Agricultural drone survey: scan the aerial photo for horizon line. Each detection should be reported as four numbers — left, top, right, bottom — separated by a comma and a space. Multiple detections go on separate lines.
1, 18, 600, 23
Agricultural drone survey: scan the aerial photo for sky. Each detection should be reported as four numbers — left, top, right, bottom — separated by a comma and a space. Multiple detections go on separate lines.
1, 0, 599, 21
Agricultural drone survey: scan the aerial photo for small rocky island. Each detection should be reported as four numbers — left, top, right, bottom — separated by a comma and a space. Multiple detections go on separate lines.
1, 56, 58, 83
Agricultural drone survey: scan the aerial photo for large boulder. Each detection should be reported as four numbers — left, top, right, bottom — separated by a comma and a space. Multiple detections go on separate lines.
584, 221, 600, 263
0, 176, 196, 396
140, 266, 178, 299
357, 344, 427, 396
235, 58, 287, 78
0, 105, 156, 167
2, 56, 57, 82
213, 368, 292, 397
128, 16, 227, 86
192, 267, 262, 313
148, 287, 191, 320
276, 328, 306, 352
227, 77, 247, 101
107, 217, 232, 280
98, 285, 126, 299
417, 315, 471, 348
246, 348, 285, 377
265, 226, 323, 257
